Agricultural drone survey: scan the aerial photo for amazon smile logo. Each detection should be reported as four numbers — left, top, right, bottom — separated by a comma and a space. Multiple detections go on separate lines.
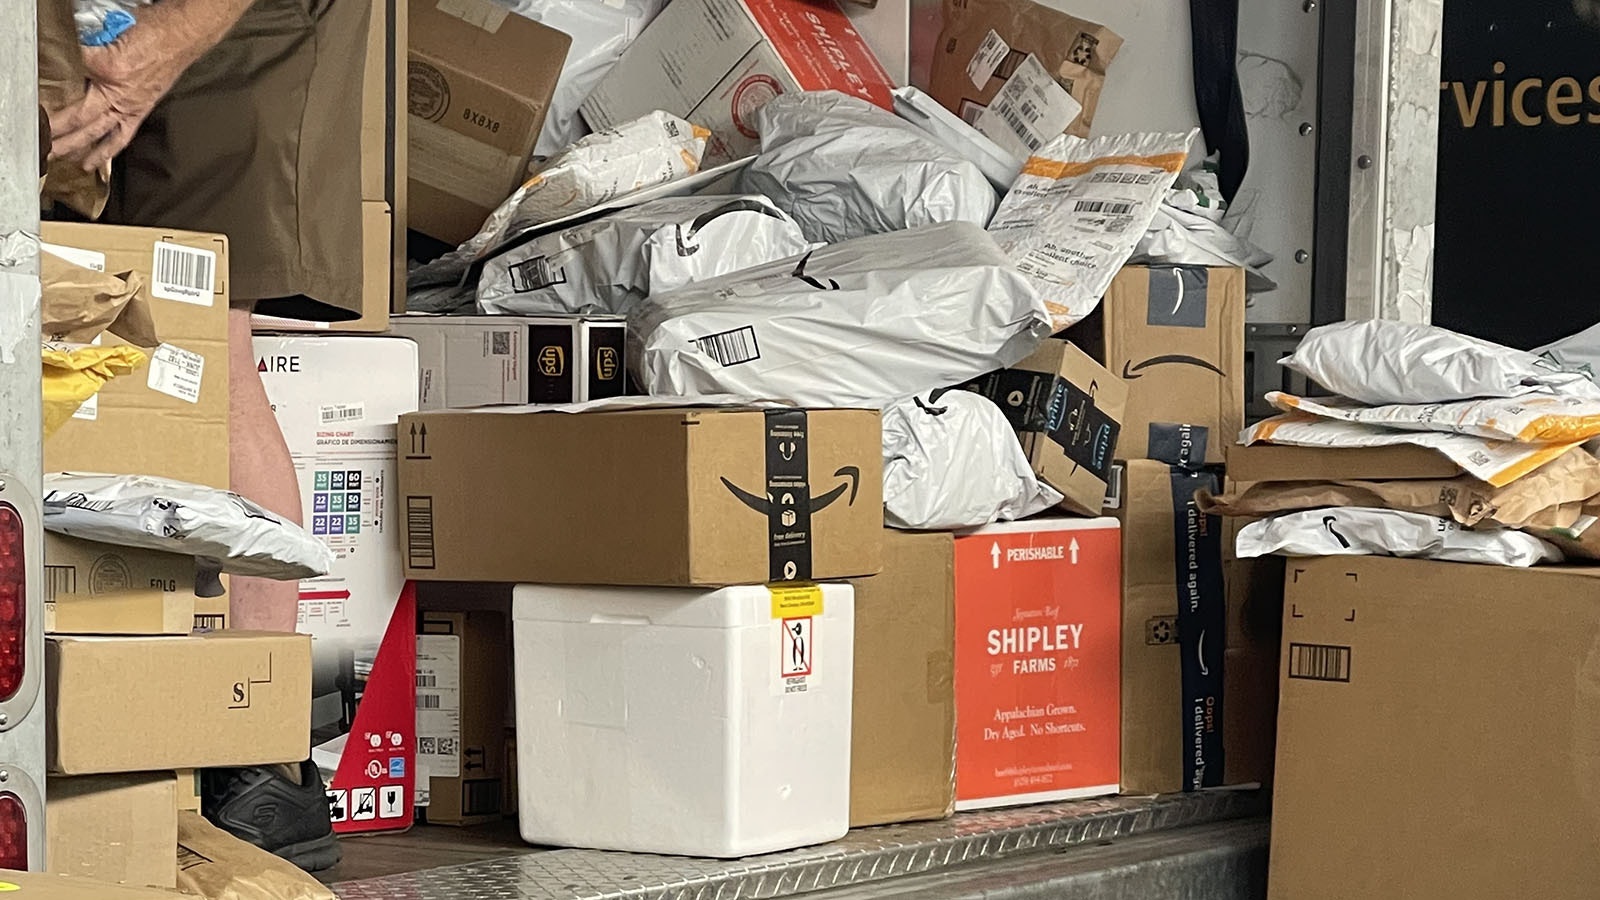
1122, 355, 1227, 379
721, 467, 862, 522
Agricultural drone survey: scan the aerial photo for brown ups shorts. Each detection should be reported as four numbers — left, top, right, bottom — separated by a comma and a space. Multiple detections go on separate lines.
104, 0, 369, 321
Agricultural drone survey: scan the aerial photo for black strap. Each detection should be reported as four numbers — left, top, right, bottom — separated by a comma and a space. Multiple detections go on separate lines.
1188, 0, 1250, 202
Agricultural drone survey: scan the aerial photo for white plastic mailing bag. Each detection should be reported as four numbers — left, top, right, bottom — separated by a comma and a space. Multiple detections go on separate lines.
738, 91, 999, 244
477, 195, 812, 316
493, 0, 667, 159
1235, 507, 1563, 568
988, 129, 1196, 331
882, 390, 1063, 530
630, 221, 1053, 406
1282, 319, 1600, 406
1536, 320, 1600, 381
891, 86, 1024, 193
42, 473, 335, 579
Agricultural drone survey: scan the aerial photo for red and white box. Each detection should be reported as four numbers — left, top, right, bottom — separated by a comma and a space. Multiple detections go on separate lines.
954, 518, 1122, 811
256, 334, 420, 835
581, 0, 895, 163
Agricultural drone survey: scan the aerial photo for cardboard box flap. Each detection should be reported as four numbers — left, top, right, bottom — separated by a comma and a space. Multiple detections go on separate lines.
1227, 442, 1463, 484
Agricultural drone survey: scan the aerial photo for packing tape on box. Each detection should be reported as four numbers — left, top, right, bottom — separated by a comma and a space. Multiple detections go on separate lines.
960, 370, 1119, 482
1169, 467, 1226, 790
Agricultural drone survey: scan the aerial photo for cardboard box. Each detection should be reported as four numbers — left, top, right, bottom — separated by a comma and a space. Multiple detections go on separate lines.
0, 871, 183, 898
959, 339, 1128, 517
389, 314, 627, 408
192, 595, 230, 632
48, 632, 312, 775
848, 530, 956, 828
255, 335, 419, 835
1116, 460, 1262, 794
417, 609, 510, 826
1225, 442, 1463, 484
48, 773, 178, 889
1069, 266, 1245, 467
408, 0, 571, 245
582, 0, 896, 164
1270, 557, 1600, 899
953, 519, 1121, 810
174, 770, 201, 812
399, 405, 884, 585
43, 535, 201, 636
40, 224, 231, 488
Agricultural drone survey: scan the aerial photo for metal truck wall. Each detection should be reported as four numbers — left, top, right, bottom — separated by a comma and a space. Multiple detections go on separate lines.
1434, 0, 1600, 350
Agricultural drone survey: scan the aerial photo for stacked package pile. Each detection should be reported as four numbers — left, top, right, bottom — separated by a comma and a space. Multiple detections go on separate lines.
1221, 319, 1600, 568
1215, 318, 1600, 900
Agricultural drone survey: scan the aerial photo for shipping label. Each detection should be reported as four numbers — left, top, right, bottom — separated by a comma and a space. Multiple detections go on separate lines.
415, 633, 463, 779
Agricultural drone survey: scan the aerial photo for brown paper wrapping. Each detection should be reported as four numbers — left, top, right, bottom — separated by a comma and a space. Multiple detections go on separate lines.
176, 812, 336, 900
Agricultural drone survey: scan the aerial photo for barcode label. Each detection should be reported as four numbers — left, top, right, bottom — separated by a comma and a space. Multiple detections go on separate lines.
995, 103, 1045, 151
151, 242, 217, 306
407, 496, 436, 569
193, 614, 226, 632
44, 565, 76, 602
695, 326, 761, 367
417, 674, 438, 688
1074, 200, 1137, 215
417, 694, 443, 709
967, 29, 1010, 89
319, 403, 365, 426
1288, 643, 1352, 682
490, 331, 512, 355
509, 256, 564, 293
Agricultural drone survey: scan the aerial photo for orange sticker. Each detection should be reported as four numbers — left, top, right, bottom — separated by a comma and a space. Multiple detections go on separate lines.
953, 522, 1122, 809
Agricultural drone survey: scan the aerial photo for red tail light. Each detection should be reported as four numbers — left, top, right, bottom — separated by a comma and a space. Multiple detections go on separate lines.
0, 503, 24, 702
0, 793, 26, 869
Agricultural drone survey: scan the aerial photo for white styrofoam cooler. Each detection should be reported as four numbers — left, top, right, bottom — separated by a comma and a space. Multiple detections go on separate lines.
512, 583, 855, 857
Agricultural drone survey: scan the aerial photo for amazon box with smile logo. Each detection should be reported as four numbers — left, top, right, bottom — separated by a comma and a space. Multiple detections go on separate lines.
397, 403, 883, 585
960, 339, 1128, 517
1069, 266, 1245, 467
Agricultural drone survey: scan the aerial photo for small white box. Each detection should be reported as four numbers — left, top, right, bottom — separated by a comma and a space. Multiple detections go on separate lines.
389, 314, 626, 409
513, 582, 855, 856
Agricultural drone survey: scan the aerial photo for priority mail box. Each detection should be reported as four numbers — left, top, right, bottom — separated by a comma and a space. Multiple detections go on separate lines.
1070, 266, 1245, 466
582, 0, 896, 163
389, 314, 626, 408
399, 404, 883, 585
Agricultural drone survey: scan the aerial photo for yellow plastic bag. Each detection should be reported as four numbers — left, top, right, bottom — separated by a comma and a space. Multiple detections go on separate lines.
42, 344, 147, 437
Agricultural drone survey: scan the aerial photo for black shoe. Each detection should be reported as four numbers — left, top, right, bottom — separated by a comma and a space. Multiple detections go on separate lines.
202, 762, 342, 873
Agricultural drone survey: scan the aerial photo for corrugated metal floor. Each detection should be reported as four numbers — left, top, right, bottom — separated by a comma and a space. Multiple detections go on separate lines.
330, 791, 1266, 899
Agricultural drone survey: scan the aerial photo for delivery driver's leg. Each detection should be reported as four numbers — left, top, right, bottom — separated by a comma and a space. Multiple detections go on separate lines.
51, 0, 369, 874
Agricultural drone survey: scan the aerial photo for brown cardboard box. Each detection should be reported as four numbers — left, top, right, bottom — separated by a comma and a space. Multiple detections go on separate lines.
1116, 460, 1269, 793
417, 609, 509, 826
192, 594, 230, 632
1225, 442, 1462, 484
372, 0, 408, 315
48, 773, 178, 889
959, 339, 1127, 517
40, 223, 230, 489
1070, 266, 1245, 466
1270, 557, 1600, 899
399, 406, 884, 585
925, 0, 1122, 140
848, 530, 956, 827
0, 871, 183, 898
408, 0, 571, 245
44, 535, 200, 636
48, 632, 312, 775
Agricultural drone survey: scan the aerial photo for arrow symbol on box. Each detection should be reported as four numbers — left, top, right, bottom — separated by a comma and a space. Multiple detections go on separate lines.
1069, 539, 1080, 565
299, 589, 352, 602
990, 542, 1000, 569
